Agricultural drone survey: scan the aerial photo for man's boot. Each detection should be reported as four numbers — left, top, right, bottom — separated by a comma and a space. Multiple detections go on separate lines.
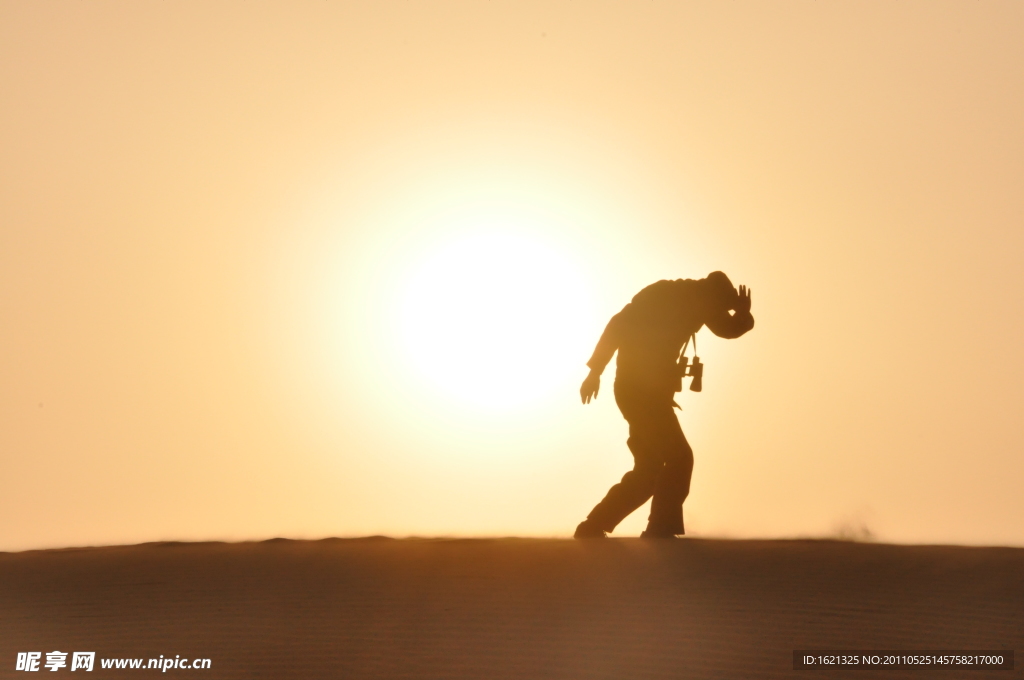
640, 518, 681, 538
574, 519, 607, 539
639, 528, 679, 539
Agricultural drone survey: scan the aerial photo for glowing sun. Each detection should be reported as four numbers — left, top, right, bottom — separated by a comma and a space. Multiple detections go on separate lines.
395, 228, 594, 412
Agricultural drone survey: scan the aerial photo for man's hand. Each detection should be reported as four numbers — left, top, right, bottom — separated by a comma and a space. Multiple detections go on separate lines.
734, 284, 752, 314
580, 370, 601, 404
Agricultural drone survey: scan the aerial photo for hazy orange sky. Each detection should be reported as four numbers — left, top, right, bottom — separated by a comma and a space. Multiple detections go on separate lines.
2, 1, 1022, 551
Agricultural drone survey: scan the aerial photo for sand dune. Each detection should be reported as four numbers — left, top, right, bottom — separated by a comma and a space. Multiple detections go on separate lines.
2, 537, 1021, 679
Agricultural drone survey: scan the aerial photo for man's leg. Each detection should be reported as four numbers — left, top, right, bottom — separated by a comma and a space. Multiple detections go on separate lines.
580, 383, 667, 534
583, 433, 661, 533
645, 417, 693, 536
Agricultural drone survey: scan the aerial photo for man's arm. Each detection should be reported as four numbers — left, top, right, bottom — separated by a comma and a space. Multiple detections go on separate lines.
581, 310, 626, 404
705, 285, 754, 339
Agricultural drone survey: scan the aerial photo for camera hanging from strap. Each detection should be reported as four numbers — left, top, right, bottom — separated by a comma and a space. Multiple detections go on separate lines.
677, 332, 703, 393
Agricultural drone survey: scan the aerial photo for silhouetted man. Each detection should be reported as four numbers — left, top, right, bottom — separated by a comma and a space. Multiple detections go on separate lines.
575, 272, 754, 539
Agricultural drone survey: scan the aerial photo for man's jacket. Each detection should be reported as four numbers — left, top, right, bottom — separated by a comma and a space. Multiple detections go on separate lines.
587, 279, 753, 393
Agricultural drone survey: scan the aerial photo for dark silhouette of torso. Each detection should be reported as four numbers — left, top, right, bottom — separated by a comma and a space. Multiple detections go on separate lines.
587, 278, 752, 391
590, 279, 705, 393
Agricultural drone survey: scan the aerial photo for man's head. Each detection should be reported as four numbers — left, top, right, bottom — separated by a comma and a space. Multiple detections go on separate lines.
701, 271, 738, 312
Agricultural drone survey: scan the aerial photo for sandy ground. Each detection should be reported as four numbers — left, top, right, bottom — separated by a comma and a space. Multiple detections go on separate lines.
1, 537, 1021, 679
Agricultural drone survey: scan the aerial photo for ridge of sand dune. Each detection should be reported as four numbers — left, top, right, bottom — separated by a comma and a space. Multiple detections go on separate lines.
2, 538, 1021, 679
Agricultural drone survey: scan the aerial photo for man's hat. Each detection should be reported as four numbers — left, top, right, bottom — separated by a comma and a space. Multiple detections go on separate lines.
703, 271, 737, 308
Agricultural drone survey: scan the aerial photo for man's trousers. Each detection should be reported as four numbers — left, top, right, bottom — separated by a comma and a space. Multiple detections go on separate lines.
585, 380, 694, 535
